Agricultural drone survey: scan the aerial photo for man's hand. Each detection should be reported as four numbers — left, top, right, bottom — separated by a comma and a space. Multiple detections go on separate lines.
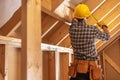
97, 21, 106, 28
102, 25, 109, 34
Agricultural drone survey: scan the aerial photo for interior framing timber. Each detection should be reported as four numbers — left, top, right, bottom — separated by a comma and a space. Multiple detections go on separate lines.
21, 0, 42, 80
0, 36, 72, 53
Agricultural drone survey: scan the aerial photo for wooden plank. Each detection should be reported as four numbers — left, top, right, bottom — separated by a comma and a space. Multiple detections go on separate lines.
85, 0, 104, 11
43, 51, 55, 80
42, 0, 64, 11
7, 46, 21, 80
47, 23, 69, 45
0, 35, 73, 53
52, 0, 64, 11
0, 7, 21, 36
42, 21, 63, 43
0, 36, 21, 47
104, 54, 120, 73
41, 12, 58, 36
108, 15, 120, 30
102, 4, 120, 25
0, 45, 5, 78
87, 0, 120, 25
42, 0, 52, 11
103, 52, 106, 80
42, 7, 67, 22
58, 36, 71, 47
60, 53, 69, 80
21, 0, 42, 80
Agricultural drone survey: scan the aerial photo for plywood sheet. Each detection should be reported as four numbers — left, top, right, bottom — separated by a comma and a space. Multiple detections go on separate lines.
104, 39, 120, 67
105, 61, 120, 80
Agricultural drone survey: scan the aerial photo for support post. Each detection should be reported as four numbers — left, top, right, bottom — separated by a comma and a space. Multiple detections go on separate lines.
21, 0, 42, 80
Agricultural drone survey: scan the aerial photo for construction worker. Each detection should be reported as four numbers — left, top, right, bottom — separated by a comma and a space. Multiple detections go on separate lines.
69, 3, 110, 80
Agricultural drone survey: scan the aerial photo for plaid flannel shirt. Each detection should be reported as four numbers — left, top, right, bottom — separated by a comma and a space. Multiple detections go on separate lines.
69, 19, 110, 60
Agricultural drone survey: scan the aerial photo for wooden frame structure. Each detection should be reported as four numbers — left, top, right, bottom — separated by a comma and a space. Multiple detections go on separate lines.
0, 0, 120, 80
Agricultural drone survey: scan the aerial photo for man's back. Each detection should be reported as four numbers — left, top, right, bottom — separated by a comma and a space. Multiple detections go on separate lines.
69, 19, 110, 60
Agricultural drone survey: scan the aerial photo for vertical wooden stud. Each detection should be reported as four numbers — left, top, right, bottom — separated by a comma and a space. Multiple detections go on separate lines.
0, 45, 5, 79
21, 0, 42, 80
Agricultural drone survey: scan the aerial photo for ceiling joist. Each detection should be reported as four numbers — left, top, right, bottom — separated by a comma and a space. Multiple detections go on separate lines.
87, 0, 120, 25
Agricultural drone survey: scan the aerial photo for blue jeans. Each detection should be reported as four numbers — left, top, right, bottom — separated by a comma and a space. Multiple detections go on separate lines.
70, 72, 90, 80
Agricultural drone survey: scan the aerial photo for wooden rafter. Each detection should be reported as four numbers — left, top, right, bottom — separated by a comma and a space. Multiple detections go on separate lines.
42, 0, 64, 11
42, 7, 68, 22
46, 23, 69, 45
42, 21, 63, 44
0, 7, 21, 36
42, 12, 59, 36
87, 0, 120, 25
42, 20, 59, 38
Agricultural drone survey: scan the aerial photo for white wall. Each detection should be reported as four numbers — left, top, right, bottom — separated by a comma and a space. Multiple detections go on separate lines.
0, 0, 21, 28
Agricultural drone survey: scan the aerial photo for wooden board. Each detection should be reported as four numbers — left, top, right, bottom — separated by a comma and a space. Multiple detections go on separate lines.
60, 53, 69, 80
6, 46, 21, 80
43, 51, 55, 80
0, 45, 5, 77
21, 0, 42, 80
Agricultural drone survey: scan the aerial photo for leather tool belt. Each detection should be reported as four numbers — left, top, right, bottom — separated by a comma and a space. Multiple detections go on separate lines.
68, 60, 102, 80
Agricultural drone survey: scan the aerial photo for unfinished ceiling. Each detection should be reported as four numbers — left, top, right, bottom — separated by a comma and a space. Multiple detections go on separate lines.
0, 0, 120, 51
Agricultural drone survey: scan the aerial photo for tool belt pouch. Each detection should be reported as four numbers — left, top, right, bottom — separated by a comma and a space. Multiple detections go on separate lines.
92, 66, 102, 80
77, 60, 88, 73
68, 63, 76, 78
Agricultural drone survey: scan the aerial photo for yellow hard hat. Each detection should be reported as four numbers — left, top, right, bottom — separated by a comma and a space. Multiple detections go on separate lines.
74, 4, 91, 19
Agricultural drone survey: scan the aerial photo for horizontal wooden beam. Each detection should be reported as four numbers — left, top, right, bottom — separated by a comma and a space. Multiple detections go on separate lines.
104, 54, 120, 73
0, 36, 72, 53
0, 36, 21, 47
41, 43, 73, 53
42, 7, 68, 22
